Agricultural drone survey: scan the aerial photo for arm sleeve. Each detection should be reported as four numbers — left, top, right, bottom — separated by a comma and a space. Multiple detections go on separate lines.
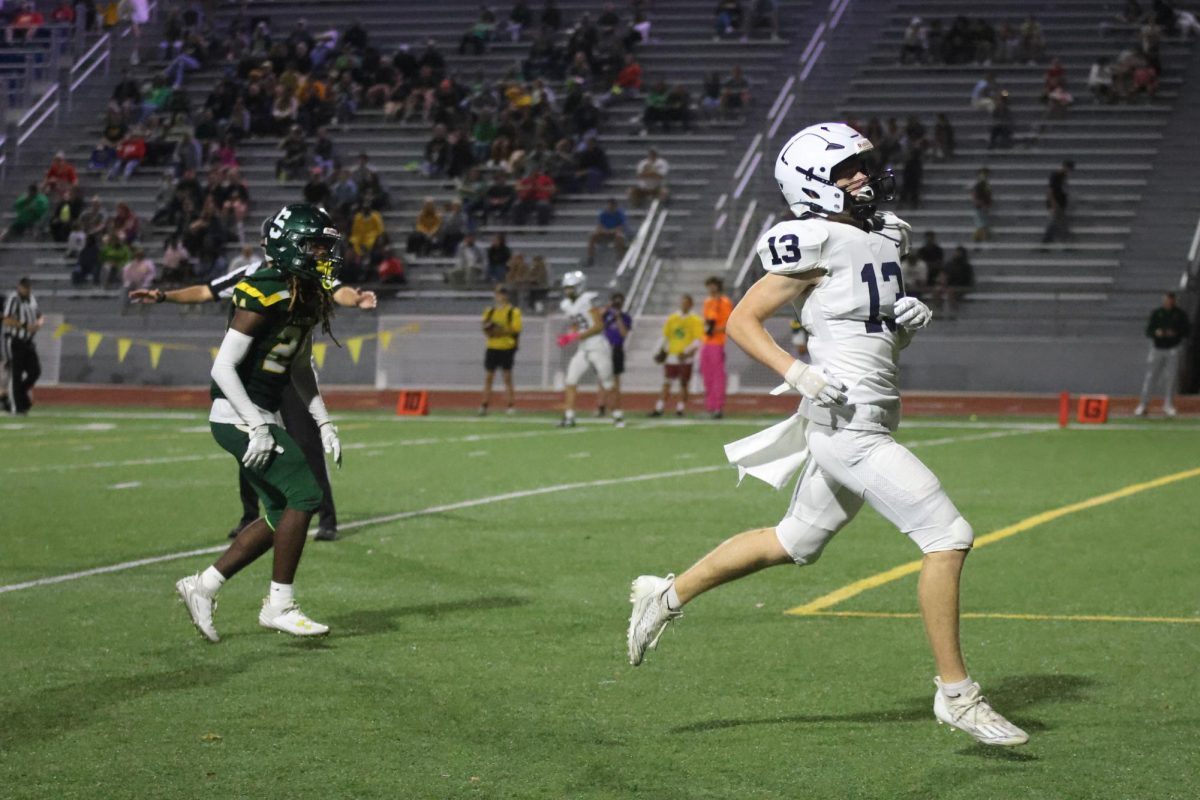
289, 334, 332, 427
210, 329, 273, 428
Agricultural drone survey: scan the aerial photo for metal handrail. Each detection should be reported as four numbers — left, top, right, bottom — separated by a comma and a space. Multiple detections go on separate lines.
612, 199, 660, 282
625, 210, 669, 306
633, 257, 665, 318
723, 199, 758, 272
733, 214, 777, 296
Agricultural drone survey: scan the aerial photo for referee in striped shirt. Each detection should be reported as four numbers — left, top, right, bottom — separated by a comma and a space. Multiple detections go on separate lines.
2, 277, 44, 415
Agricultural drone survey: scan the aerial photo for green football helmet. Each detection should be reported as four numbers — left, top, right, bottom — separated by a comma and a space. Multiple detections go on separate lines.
261, 204, 343, 290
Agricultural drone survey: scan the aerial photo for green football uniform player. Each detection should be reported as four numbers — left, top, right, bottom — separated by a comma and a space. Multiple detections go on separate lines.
176, 204, 345, 642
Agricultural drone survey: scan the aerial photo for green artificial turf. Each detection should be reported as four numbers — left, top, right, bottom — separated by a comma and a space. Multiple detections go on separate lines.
1, 410, 1198, 799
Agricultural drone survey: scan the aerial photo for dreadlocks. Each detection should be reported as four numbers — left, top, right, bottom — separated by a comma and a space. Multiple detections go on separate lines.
286, 273, 340, 346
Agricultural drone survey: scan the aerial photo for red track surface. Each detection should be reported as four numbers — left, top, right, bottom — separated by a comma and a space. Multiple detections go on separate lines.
31, 384, 1194, 417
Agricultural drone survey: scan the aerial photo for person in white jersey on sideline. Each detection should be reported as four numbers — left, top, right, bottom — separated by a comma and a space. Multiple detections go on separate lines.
556, 270, 621, 427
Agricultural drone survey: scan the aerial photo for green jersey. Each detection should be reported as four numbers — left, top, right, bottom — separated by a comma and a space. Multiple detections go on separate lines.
209, 267, 317, 412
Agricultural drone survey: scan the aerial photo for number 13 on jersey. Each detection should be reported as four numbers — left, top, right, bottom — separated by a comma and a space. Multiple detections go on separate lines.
860, 261, 904, 333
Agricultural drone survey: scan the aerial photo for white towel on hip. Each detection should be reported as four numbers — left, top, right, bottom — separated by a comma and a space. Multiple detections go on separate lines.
723, 413, 809, 490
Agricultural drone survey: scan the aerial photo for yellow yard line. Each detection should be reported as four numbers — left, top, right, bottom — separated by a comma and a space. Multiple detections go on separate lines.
787, 465, 1200, 616
802, 610, 1200, 625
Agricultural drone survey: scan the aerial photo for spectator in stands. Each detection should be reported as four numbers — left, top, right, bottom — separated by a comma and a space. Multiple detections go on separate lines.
457, 166, 489, 222
43, 152, 78, 196
525, 254, 549, 313
1042, 160, 1074, 244
377, 247, 407, 284
506, 252, 528, 293
575, 137, 611, 193
352, 152, 388, 206
900, 253, 926, 300
160, 234, 192, 284
110, 202, 140, 245
49, 186, 84, 244
228, 243, 258, 275
460, 8, 496, 55
664, 83, 693, 132
421, 124, 451, 178
347, 204, 386, 279
72, 234, 102, 286
544, 138, 579, 193
213, 134, 239, 170
483, 172, 517, 224
513, 166, 557, 225
1088, 57, 1117, 103
448, 232, 486, 286
51, 0, 75, 24
931, 113, 955, 160
917, 231, 945, 288
720, 66, 751, 117
629, 147, 669, 208
700, 71, 723, 119
438, 200, 467, 256
304, 167, 332, 207
329, 169, 359, 220
970, 167, 993, 242
486, 233, 512, 284
311, 127, 338, 177
971, 72, 997, 113
1134, 292, 1190, 416
899, 142, 924, 209
749, 0, 781, 39
641, 81, 669, 135
100, 233, 132, 287
6, 2, 44, 44
1020, 15, 1046, 62
89, 138, 118, 173
611, 53, 643, 98
121, 247, 158, 296
172, 131, 203, 176
506, 1, 534, 41
2, 184, 48, 242
899, 17, 928, 64
405, 199, 441, 257
988, 90, 1014, 149
934, 246, 974, 317
108, 129, 147, 181
714, 0, 745, 40
276, 126, 309, 181
586, 199, 628, 266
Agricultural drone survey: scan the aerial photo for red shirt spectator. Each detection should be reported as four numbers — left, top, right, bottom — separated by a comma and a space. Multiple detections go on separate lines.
44, 152, 78, 191
117, 135, 146, 163
614, 55, 643, 92
50, 1, 75, 23
11, 5, 45, 36
517, 171, 557, 202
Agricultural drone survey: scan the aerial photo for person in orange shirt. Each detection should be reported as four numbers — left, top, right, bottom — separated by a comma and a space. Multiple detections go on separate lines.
700, 276, 733, 418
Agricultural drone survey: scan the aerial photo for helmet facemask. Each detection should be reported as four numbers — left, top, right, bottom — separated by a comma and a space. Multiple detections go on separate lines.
828, 155, 896, 221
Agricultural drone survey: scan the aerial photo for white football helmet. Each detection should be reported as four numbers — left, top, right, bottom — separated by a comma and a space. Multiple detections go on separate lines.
561, 270, 586, 295
775, 122, 895, 220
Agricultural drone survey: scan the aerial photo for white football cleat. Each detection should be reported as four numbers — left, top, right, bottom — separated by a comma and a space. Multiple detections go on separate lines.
259, 600, 330, 636
1133, 403, 1147, 417
1164, 404, 1177, 417
176, 574, 219, 643
627, 573, 682, 666
933, 678, 1029, 746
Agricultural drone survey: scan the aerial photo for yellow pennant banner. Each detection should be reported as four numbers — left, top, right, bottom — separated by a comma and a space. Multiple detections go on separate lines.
210, 347, 219, 361
117, 338, 132, 363
86, 332, 104, 357
53, 323, 74, 339
312, 342, 327, 369
378, 330, 393, 351
148, 343, 164, 369
346, 337, 364, 364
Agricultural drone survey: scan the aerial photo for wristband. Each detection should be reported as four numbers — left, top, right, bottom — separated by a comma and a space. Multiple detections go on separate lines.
155, 289, 167, 303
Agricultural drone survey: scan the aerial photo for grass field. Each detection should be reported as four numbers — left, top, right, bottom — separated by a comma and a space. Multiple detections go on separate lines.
2, 409, 1199, 799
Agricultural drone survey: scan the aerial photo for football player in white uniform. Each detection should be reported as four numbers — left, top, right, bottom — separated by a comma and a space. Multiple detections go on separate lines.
556, 271, 618, 427
626, 123, 1027, 747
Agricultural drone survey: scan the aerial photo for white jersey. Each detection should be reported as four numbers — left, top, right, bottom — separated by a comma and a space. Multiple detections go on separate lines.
560, 290, 609, 353
755, 212, 912, 431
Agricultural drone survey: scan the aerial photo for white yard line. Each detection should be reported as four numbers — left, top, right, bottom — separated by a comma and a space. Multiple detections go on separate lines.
0, 428, 1046, 596
0, 465, 725, 595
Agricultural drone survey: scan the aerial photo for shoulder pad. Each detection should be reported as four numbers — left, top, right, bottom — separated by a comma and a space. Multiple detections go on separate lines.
232, 276, 292, 312
756, 218, 829, 276
581, 291, 603, 308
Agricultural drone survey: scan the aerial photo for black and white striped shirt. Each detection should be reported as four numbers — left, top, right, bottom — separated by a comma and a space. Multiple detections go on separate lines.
206, 260, 342, 301
2, 290, 40, 342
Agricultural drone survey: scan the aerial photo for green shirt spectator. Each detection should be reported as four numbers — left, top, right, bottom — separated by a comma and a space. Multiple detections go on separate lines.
5, 184, 49, 239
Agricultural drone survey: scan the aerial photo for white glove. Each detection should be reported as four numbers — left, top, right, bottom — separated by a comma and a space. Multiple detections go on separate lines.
320, 421, 342, 469
770, 360, 848, 405
242, 425, 278, 471
893, 296, 932, 331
